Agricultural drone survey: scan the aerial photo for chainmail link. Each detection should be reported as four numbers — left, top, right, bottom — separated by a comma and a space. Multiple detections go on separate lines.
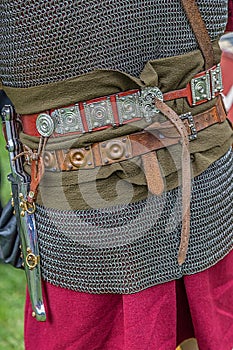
36, 148, 233, 293
0, 0, 228, 88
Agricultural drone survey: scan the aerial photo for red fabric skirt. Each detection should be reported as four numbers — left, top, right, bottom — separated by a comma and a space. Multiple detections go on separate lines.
24, 250, 233, 350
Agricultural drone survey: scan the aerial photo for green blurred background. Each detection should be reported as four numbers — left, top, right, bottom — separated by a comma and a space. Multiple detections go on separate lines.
0, 121, 25, 350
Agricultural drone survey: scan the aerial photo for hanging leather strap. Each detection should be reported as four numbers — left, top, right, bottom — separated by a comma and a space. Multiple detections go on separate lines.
142, 152, 165, 196
180, 0, 214, 70
149, 98, 191, 265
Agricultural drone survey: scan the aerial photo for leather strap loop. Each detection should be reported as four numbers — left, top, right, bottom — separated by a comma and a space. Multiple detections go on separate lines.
181, 0, 214, 70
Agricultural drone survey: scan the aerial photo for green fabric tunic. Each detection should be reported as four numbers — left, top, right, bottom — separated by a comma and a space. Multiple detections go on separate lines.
2, 42, 233, 210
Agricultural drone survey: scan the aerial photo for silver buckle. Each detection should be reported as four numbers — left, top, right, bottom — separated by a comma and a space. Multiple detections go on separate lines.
140, 87, 163, 123
180, 112, 197, 140
210, 63, 223, 98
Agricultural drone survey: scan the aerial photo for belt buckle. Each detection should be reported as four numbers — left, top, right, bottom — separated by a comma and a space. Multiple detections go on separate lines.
190, 72, 211, 106
180, 112, 197, 140
210, 63, 223, 98
140, 87, 163, 123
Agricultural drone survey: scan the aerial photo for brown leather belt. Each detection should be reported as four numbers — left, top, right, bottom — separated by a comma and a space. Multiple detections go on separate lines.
25, 95, 226, 172
20, 65, 223, 138
23, 97, 226, 267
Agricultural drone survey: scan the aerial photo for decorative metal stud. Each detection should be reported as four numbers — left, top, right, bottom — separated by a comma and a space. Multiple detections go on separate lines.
105, 140, 125, 160
100, 136, 132, 164
43, 151, 57, 169
84, 98, 114, 131
36, 113, 55, 137
63, 148, 94, 170
52, 105, 84, 134
191, 73, 211, 105
116, 92, 141, 124
69, 149, 87, 168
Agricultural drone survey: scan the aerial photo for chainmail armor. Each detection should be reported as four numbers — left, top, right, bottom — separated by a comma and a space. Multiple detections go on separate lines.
36, 148, 233, 293
0, 0, 231, 294
0, 0, 228, 88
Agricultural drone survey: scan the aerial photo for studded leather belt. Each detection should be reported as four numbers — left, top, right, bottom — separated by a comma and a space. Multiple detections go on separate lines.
22, 95, 226, 266
24, 95, 226, 172
20, 65, 223, 139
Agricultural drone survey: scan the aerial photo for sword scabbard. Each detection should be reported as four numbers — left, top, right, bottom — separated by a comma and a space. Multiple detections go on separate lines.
1, 105, 46, 322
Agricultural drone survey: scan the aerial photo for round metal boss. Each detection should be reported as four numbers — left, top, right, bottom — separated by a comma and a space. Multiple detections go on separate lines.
36, 113, 55, 137
69, 149, 87, 168
122, 99, 136, 115
92, 106, 107, 120
106, 140, 125, 160
43, 151, 56, 168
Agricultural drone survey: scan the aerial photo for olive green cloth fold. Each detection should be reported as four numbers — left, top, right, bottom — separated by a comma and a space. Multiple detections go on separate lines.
4, 41, 233, 210
2, 40, 221, 116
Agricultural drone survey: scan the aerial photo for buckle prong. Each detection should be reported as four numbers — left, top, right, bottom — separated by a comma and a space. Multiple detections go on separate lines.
180, 112, 197, 140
